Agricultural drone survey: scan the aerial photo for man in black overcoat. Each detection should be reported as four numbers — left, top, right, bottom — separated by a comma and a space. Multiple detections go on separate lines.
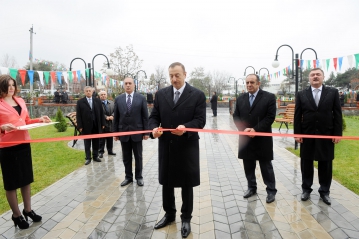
113, 77, 149, 187
76, 86, 106, 165
149, 62, 206, 238
294, 68, 342, 205
233, 74, 277, 204
98, 90, 116, 158
210, 91, 218, 117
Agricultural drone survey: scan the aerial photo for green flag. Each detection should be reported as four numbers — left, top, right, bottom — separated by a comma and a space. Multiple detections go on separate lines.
355, 54, 359, 69
43, 71, 50, 84
9, 68, 18, 79
85, 68, 90, 78
307, 60, 311, 69
68, 71, 73, 82
326, 59, 330, 70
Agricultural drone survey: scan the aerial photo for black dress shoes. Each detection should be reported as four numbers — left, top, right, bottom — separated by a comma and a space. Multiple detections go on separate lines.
301, 192, 310, 201
243, 189, 257, 198
266, 194, 275, 203
181, 221, 191, 238
121, 179, 133, 187
137, 179, 144, 186
320, 194, 331, 205
93, 158, 102, 162
84, 159, 91, 165
99, 153, 103, 158
108, 152, 116, 156
154, 215, 175, 229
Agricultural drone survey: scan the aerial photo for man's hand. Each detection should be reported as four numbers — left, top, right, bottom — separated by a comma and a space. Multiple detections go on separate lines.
244, 128, 256, 138
152, 127, 163, 138
294, 137, 303, 143
143, 135, 149, 140
332, 138, 341, 144
171, 125, 186, 136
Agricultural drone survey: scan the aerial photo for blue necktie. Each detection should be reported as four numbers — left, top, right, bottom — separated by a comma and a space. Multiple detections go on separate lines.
249, 94, 255, 107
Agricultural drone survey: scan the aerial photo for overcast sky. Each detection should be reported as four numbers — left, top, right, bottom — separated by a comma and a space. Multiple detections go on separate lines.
1, 0, 359, 84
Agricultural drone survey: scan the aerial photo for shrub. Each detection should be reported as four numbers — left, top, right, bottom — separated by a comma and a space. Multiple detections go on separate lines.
54, 107, 67, 132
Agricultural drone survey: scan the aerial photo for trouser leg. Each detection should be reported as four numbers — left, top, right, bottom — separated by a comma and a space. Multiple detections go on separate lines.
132, 140, 143, 180
243, 160, 257, 191
99, 138, 105, 153
162, 185, 176, 218
180, 187, 193, 222
301, 158, 314, 193
318, 160, 332, 195
84, 139, 92, 159
121, 141, 133, 180
258, 160, 277, 195
106, 137, 114, 152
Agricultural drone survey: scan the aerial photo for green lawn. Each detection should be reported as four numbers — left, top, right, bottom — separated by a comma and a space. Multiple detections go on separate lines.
286, 116, 359, 195
0, 124, 84, 214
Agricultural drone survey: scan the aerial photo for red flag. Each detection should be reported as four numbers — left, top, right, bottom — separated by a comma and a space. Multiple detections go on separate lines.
50, 71, 56, 83
333, 58, 338, 70
285, 67, 288, 75
313, 60, 317, 68
18, 70, 27, 85
72, 71, 77, 82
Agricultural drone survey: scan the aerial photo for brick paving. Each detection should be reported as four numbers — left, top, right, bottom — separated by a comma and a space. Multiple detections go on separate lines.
1, 108, 359, 238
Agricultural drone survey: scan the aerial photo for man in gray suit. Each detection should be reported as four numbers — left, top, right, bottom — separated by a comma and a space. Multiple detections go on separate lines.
99, 90, 116, 158
113, 77, 149, 187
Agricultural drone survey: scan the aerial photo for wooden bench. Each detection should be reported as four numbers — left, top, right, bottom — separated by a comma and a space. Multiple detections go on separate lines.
66, 112, 80, 147
275, 104, 295, 130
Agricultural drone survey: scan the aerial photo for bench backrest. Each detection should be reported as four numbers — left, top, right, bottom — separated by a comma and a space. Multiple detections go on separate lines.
66, 112, 78, 129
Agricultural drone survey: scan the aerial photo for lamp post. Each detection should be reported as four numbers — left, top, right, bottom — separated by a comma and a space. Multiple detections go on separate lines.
69, 57, 88, 85
134, 70, 147, 92
300, 48, 318, 90
228, 77, 236, 97
244, 66, 256, 76
69, 55, 114, 87
272, 44, 318, 149
258, 67, 270, 89
237, 77, 245, 94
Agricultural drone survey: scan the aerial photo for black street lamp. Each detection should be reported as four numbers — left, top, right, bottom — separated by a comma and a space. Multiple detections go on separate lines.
237, 77, 245, 94
300, 48, 318, 90
244, 66, 256, 76
134, 70, 147, 92
272, 44, 318, 149
69, 54, 114, 87
228, 77, 236, 97
69, 58, 88, 85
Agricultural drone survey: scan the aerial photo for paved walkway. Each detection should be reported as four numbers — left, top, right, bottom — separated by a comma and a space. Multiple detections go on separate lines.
1, 108, 359, 239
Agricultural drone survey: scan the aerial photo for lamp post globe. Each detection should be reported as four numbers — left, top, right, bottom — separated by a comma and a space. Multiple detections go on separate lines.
272, 60, 280, 68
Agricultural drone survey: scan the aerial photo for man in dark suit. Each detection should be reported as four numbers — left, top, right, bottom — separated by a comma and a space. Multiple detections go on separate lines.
98, 90, 116, 158
210, 91, 218, 117
54, 89, 60, 103
76, 86, 106, 165
113, 77, 149, 187
233, 74, 277, 204
294, 68, 342, 205
149, 62, 206, 238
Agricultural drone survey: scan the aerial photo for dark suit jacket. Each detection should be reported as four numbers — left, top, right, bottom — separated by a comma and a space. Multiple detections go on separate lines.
113, 92, 149, 142
101, 99, 115, 132
294, 85, 342, 161
233, 89, 276, 161
76, 96, 105, 134
149, 83, 206, 187
210, 94, 218, 110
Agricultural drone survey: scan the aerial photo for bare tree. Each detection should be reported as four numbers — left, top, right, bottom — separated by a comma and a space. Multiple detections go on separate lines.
1, 54, 18, 68
105, 45, 143, 80
209, 70, 230, 95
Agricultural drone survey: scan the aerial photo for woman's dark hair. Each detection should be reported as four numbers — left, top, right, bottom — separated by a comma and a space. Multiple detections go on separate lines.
0, 75, 18, 98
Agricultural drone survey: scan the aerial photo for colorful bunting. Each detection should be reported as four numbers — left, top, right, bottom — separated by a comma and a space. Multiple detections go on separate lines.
355, 54, 359, 69
338, 57, 343, 71
333, 58, 338, 71
28, 70, 34, 85
43, 71, 50, 84
56, 71, 62, 84
37, 71, 44, 85
18, 70, 27, 85
9, 68, 18, 79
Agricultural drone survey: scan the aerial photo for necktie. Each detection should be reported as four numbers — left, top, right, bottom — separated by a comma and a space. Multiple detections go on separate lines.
103, 101, 108, 112
88, 98, 92, 109
249, 94, 255, 107
174, 91, 180, 104
314, 88, 320, 106
127, 95, 132, 112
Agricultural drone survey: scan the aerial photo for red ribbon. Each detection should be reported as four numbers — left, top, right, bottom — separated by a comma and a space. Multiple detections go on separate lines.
0, 128, 357, 145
